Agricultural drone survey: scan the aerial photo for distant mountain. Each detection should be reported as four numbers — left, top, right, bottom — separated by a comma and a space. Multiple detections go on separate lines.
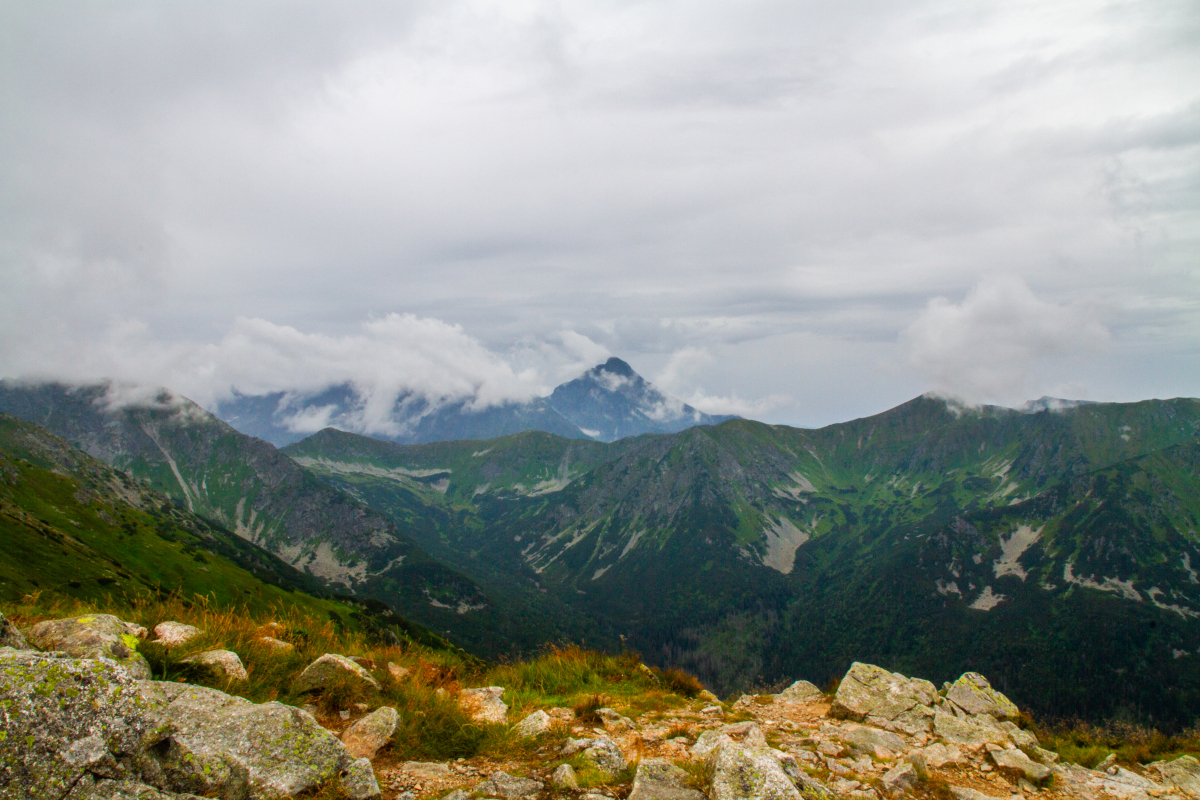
548, 357, 736, 442
213, 357, 732, 446
287, 393, 1200, 727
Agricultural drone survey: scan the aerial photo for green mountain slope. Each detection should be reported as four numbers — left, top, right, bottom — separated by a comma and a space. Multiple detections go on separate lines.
286, 394, 1200, 727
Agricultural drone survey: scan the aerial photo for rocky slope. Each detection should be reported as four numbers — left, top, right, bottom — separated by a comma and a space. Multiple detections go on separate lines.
287, 394, 1200, 726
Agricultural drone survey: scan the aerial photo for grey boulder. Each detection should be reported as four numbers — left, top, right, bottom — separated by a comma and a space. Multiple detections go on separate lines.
989, 747, 1052, 785
341, 706, 399, 759
707, 740, 801, 800
830, 662, 937, 734
1148, 755, 1200, 797
179, 650, 247, 682
776, 680, 823, 704
294, 653, 380, 694
25, 614, 151, 678
628, 759, 705, 800
471, 771, 543, 799
945, 672, 1020, 721
458, 686, 508, 724
513, 709, 551, 738
561, 736, 627, 775
340, 758, 382, 800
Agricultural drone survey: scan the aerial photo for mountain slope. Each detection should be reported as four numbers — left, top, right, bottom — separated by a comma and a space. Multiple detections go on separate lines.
288, 394, 1200, 726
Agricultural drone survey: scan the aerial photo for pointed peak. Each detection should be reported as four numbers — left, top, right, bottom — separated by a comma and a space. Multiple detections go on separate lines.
595, 357, 635, 377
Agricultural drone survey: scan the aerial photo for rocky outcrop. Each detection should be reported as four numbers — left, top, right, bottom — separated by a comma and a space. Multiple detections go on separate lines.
458, 686, 507, 724
944, 672, 1020, 721
25, 614, 151, 679
513, 709, 552, 738
179, 649, 247, 682
341, 706, 399, 759
830, 662, 937, 734
294, 653, 381, 694
707, 739, 801, 800
775, 680, 822, 704
628, 759, 705, 800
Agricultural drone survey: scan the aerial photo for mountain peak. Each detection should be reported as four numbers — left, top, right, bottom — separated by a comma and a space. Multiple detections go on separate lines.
595, 357, 635, 377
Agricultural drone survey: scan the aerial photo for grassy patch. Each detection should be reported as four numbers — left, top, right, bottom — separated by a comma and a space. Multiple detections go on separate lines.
1035, 718, 1200, 767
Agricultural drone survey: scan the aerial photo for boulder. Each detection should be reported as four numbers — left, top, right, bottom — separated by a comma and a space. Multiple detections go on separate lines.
919, 743, 965, 768
690, 731, 736, 760
561, 736, 627, 775
1148, 755, 1200, 796
179, 650, 247, 682
597, 707, 635, 732
628, 759, 705, 800
719, 721, 769, 749
771, 752, 836, 799
880, 762, 918, 796
341, 706, 399, 759
471, 771, 543, 799
294, 653, 381, 694
707, 740, 801, 800
932, 709, 1010, 750
458, 686, 507, 724
836, 723, 906, 758
387, 662, 410, 681
139, 680, 352, 799
402, 762, 451, 779
550, 764, 579, 790
0, 611, 30, 649
152, 622, 202, 647
989, 748, 1051, 785
62, 777, 205, 799
830, 662, 937, 734
513, 709, 552, 738
122, 623, 149, 640
945, 673, 1020, 721
258, 637, 293, 651
25, 614, 151, 678
340, 758, 381, 800
948, 789, 994, 800
0, 649, 155, 798
776, 680, 823, 704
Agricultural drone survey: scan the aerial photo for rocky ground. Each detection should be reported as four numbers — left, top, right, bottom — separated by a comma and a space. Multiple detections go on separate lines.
3, 610, 1199, 800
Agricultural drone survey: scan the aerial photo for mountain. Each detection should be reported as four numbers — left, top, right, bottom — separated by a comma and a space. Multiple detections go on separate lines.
286, 393, 1200, 727
213, 357, 731, 447
548, 357, 736, 442
0, 380, 534, 655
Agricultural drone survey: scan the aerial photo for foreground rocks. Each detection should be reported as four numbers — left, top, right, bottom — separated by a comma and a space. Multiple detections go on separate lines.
25, 613, 152, 678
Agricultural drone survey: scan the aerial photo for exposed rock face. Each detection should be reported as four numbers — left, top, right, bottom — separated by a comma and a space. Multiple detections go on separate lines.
0, 650, 154, 798
776, 680, 822, 704
1149, 755, 1200, 795
945, 672, 1020, 721
880, 762, 918, 795
830, 662, 937, 734
931, 709, 1009, 751
0, 611, 29, 649
341, 706, 399, 759
707, 740, 801, 800
294, 653, 381, 694
458, 686, 508, 724
513, 710, 552, 738
25, 614, 151, 678
179, 650, 247, 682
628, 759, 705, 800
152, 622, 202, 647
471, 771, 543, 799
139, 680, 353, 799
989, 747, 1051, 784
836, 723, 905, 758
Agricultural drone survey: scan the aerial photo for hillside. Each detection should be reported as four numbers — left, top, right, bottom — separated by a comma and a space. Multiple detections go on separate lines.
286, 394, 1200, 727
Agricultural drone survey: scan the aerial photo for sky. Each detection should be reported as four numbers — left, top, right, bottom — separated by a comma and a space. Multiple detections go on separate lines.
1, 0, 1197, 428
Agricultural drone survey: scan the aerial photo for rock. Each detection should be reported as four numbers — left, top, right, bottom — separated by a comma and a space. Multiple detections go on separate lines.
0, 611, 30, 649
1028, 745, 1060, 765
1148, 755, 1200, 796
816, 741, 846, 758
946, 673, 1020, 722
1006, 726, 1039, 753
628, 759, 705, 800
881, 762, 918, 796
471, 771, 543, 799
25, 614, 151, 678
708, 740, 801, 800
0, 650, 154, 797
294, 653, 381, 694
258, 636, 293, 651
720, 721, 769, 749
402, 762, 452, 779
513, 709, 552, 738
387, 662, 410, 681
776, 680, 823, 704
139, 680, 352, 798
836, 723, 906, 758
989, 748, 1051, 785
691, 731, 736, 760
341, 706, 398, 759
699, 690, 720, 703
919, 743, 966, 768
772, 753, 836, 799
597, 707, 635, 732
830, 662, 937, 734
122, 622, 149, 640
459, 686, 508, 724
63, 777, 207, 799
551, 764, 579, 789
578, 736, 628, 775
179, 650, 247, 682
442, 791, 469, 800
932, 709, 1010, 751
152, 622, 202, 646
948, 789, 994, 800
1094, 753, 1118, 773
341, 759, 382, 800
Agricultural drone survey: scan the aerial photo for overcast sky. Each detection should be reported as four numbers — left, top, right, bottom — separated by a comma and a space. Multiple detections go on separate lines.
2, 0, 1197, 427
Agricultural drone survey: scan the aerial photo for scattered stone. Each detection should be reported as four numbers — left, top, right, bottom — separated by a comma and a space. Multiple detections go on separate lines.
259, 636, 293, 651
830, 662, 937, 734
989, 748, 1051, 785
817, 741, 847, 758
881, 762, 918, 796
920, 742, 966, 768
836, 723, 906, 757
152, 621, 202, 646
459, 686, 508, 724
403, 762, 452, 779
598, 707, 635, 732
442, 791, 469, 800
387, 662, 410, 681
471, 771, 543, 799
0, 610, 29, 649
25, 614, 151, 678
948, 789, 995, 800
342, 706, 399, 759
341, 758, 382, 800
138, 680, 352, 798
776, 680, 823, 704
513, 709, 552, 738
720, 721, 769, 749
945, 672, 1021, 721
564, 736, 627, 775
294, 653, 381, 694
628, 759, 705, 800
179, 649, 247, 681
708, 740, 801, 800
551, 764, 579, 790
691, 731, 736, 760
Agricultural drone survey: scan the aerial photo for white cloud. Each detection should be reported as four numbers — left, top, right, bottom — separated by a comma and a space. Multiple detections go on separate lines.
903, 276, 1111, 405
656, 346, 790, 417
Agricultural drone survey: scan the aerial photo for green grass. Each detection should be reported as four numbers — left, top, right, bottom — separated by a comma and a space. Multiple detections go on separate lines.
1035, 718, 1200, 767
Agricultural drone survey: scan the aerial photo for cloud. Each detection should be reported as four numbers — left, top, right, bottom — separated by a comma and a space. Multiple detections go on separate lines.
903, 276, 1111, 404
656, 346, 790, 417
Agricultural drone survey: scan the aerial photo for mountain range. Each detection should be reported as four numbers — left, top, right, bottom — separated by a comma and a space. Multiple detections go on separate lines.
215, 357, 734, 447
2, 375, 1198, 728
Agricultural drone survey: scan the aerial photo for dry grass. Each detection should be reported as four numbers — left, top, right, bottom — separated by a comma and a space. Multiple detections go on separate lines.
1035, 718, 1200, 767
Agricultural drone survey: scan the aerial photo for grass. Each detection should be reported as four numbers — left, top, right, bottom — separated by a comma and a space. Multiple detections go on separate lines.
1035, 718, 1200, 768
